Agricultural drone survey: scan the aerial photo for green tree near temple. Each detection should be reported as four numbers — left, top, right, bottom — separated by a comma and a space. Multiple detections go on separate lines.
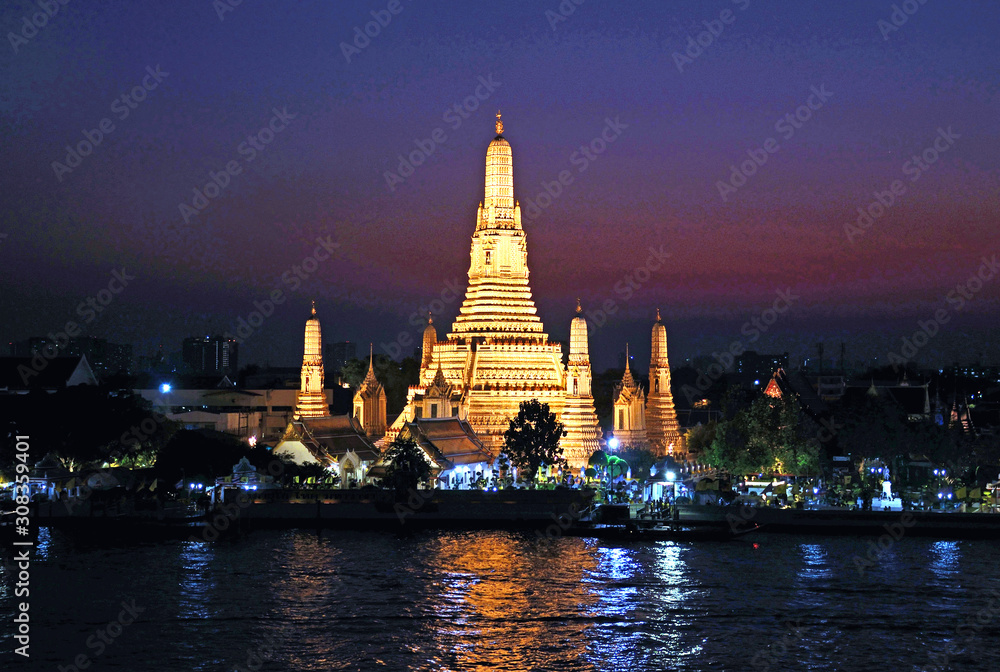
382, 436, 432, 497
501, 399, 566, 487
705, 395, 819, 477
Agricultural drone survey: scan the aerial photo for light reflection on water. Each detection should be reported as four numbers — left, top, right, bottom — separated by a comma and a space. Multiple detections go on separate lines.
4, 529, 1000, 671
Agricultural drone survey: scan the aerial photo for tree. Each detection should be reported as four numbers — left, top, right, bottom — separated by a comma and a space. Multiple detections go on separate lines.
383, 436, 432, 497
501, 399, 566, 486
617, 446, 655, 480
684, 422, 717, 457
704, 395, 818, 477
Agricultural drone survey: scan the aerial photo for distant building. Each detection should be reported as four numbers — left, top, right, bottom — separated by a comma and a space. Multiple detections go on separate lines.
326, 341, 357, 379
736, 351, 789, 387
12, 337, 132, 379
182, 335, 238, 375
0, 355, 98, 393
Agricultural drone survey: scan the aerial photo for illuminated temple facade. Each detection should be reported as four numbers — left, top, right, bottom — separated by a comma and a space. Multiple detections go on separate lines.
611, 314, 686, 456
387, 114, 604, 471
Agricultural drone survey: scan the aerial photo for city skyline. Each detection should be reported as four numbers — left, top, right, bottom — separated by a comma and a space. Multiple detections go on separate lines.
2, 0, 999, 372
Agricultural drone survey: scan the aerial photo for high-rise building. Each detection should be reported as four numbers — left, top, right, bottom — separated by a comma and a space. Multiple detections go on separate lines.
20, 336, 132, 379
182, 335, 239, 376
326, 341, 357, 377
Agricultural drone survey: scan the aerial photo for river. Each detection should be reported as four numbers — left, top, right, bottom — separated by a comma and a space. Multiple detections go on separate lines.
2, 527, 999, 671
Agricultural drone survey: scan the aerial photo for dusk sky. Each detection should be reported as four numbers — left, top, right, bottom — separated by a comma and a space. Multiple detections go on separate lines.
2, 0, 998, 372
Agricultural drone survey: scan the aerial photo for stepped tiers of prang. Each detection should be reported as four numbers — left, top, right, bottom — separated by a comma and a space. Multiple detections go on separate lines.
380, 113, 684, 471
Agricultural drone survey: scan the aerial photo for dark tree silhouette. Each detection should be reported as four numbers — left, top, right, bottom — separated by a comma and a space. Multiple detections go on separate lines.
383, 436, 432, 497
501, 399, 566, 486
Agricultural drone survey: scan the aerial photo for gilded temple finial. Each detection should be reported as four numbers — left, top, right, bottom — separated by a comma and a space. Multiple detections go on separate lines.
495, 110, 503, 135
427, 311, 433, 325
311, 300, 316, 316
576, 298, 582, 314
656, 307, 661, 322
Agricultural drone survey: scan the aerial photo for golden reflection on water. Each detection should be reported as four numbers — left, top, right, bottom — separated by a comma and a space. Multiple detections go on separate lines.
416, 532, 601, 672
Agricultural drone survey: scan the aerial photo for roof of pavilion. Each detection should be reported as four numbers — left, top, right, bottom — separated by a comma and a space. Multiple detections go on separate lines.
288, 414, 381, 463
400, 417, 494, 469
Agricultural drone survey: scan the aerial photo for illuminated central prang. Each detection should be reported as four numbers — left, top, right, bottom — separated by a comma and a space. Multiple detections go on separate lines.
385, 114, 603, 470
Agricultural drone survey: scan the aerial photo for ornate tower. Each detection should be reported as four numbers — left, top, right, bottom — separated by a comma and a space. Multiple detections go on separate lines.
295, 301, 328, 418
421, 313, 436, 369
560, 300, 605, 468
612, 345, 648, 447
394, 112, 566, 454
353, 344, 387, 439
646, 309, 685, 455
448, 111, 543, 340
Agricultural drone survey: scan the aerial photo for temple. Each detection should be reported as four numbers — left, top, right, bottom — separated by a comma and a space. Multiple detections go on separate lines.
387, 113, 604, 471
295, 301, 328, 419
610, 316, 686, 455
645, 309, 685, 455
353, 344, 387, 440
612, 345, 648, 447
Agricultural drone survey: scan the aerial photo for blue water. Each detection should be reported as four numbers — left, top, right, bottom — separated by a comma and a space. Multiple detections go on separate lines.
2, 528, 1000, 671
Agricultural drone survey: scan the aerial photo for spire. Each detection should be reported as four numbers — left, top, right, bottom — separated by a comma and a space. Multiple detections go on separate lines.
311, 300, 316, 316
362, 343, 380, 390
621, 344, 638, 390
495, 110, 503, 136
427, 311, 433, 325
576, 297, 582, 314
656, 307, 661, 322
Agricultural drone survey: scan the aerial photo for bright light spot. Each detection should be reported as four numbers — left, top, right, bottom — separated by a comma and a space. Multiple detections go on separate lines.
754, 379, 760, 386
160, 383, 172, 394
608, 437, 620, 450
248, 435, 257, 447
666, 471, 676, 482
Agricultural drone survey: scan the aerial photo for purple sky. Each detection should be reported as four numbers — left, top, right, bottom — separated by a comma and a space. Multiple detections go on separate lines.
2, 0, 999, 372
